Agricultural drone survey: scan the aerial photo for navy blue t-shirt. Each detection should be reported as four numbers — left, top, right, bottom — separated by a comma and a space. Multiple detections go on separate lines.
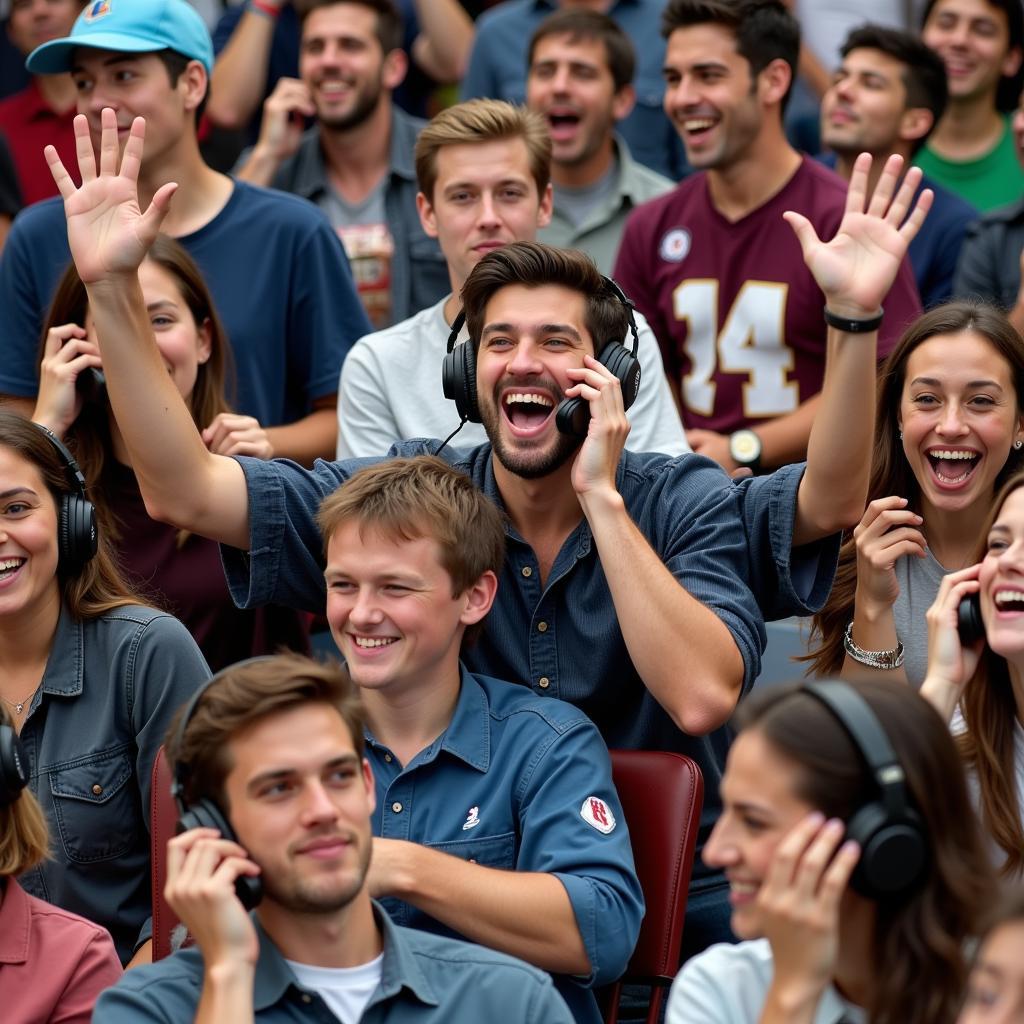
0, 182, 370, 426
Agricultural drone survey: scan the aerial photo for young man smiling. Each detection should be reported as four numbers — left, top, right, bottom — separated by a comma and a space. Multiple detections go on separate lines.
47, 106, 933, 956
96, 655, 576, 1022
314, 456, 642, 1023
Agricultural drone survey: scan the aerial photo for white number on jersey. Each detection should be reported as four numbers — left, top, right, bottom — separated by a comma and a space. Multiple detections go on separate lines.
673, 280, 798, 418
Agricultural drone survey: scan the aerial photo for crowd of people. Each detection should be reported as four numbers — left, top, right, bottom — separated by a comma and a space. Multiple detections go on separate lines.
0, 0, 1023, 1021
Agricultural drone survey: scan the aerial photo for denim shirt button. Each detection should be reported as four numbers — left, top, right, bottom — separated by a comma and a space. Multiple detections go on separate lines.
91, 784, 103, 795
538, 677, 550, 689
384, 753, 393, 763
537, 621, 548, 633
300, 994, 312, 1004
521, 566, 533, 577
391, 801, 403, 813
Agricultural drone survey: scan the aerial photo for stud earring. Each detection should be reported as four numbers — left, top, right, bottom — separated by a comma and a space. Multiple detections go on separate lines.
898, 430, 903, 441
1016, 440, 1023, 450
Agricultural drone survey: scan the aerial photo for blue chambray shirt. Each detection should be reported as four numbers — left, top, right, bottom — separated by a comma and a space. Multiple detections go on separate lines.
367, 667, 644, 1024
95, 903, 575, 1022
222, 442, 839, 889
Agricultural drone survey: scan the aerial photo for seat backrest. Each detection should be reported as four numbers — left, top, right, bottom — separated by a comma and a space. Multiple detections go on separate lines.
151, 746, 184, 961
602, 749, 704, 1024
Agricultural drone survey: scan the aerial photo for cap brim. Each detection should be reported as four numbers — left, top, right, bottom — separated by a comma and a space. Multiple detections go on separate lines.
26, 33, 162, 75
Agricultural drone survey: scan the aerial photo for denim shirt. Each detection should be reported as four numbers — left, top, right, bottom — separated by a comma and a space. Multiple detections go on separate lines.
367, 667, 644, 1023
16, 604, 210, 962
222, 442, 839, 886
95, 902, 576, 1022
265, 107, 449, 327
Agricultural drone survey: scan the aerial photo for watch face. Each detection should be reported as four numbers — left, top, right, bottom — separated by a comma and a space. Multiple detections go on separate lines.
730, 430, 761, 464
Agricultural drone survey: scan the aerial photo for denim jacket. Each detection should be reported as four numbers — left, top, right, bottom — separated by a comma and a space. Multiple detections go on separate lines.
16, 604, 210, 962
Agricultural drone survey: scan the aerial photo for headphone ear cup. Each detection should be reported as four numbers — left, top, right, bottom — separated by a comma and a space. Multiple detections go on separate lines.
0, 725, 29, 806
846, 802, 927, 898
596, 342, 642, 412
57, 494, 97, 574
442, 339, 482, 424
177, 799, 264, 910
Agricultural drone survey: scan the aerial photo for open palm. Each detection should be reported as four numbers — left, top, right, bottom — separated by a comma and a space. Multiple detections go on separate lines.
784, 153, 933, 317
46, 109, 176, 284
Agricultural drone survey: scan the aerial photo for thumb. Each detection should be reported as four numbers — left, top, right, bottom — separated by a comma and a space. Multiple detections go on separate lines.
139, 181, 178, 241
782, 210, 819, 253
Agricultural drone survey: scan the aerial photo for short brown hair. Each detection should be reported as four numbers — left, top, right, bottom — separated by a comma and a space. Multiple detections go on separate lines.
296, 0, 403, 53
166, 654, 366, 810
414, 99, 551, 202
460, 241, 630, 354
317, 456, 506, 598
528, 9, 636, 92
0, 707, 49, 876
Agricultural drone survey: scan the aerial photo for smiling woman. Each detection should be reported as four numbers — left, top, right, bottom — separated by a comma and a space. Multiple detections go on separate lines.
806, 301, 1024, 687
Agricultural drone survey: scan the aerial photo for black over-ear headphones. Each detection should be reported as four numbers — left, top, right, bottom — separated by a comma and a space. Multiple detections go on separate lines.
0, 723, 30, 806
801, 680, 927, 898
33, 424, 98, 574
441, 276, 643, 437
169, 657, 275, 911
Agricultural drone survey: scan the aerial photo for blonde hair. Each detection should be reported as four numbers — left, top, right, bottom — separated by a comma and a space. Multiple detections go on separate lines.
0, 708, 49, 876
414, 99, 551, 202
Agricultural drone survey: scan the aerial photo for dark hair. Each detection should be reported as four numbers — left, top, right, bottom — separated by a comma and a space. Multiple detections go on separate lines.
806, 301, 1024, 676
296, 0, 403, 54
460, 241, 629, 353
154, 49, 209, 125
166, 653, 366, 810
738, 679, 995, 1024
959, 471, 1024, 878
840, 24, 949, 155
528, 9, 636, 92
922, 0, 1024, 112
661, 0, 799, 111
39, 236, 234, 541
0, 411, 142, 619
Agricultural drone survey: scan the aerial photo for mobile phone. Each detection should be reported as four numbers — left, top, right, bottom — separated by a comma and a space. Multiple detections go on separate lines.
957, 593, 984, 646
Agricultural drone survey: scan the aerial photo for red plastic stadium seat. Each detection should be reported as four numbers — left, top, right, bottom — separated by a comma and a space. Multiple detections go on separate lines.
599, 750, 704, 1024
151, 746, 187, 961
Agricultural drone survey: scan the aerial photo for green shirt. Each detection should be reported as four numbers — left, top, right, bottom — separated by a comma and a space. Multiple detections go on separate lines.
915, 115, 1023, 212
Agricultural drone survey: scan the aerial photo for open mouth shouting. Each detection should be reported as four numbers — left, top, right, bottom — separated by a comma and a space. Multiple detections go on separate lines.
501, 390, 557, 437
925, 447, 981, 488
992, 587, 1024, 617
546, 107, 582, 143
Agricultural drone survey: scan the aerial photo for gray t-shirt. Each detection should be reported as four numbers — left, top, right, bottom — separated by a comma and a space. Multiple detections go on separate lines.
552, 158, 619, 231
892, 548, 949, 688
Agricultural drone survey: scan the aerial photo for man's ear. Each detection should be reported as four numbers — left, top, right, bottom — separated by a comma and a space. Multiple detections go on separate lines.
460, 570, 498, 626
536, 182, 554, 229
382, 48, 408, 91
417, 190, 439, 238
180, 59, 209, 115
612, 83, 636, 122
1001, 44, 1023, 80
899, 107, 934, 147
758, 57, 793, 108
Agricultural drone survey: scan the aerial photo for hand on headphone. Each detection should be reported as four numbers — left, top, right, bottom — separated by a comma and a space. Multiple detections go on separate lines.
164, 827, 262, 972
921, 564, 984, 724
33, 324, 103, 439
757, 812, 861, 1013
568, 355, 631, 503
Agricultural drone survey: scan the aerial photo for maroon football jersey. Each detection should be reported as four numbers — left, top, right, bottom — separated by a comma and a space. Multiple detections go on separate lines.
614, 158, 921, 434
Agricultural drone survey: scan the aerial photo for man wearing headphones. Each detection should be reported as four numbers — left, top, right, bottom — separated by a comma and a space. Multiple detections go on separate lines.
48, 108, 931, 956
96, 655, 576, 1022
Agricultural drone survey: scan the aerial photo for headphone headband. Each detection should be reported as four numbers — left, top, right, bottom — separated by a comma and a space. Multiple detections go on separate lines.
34, 423, 88, 499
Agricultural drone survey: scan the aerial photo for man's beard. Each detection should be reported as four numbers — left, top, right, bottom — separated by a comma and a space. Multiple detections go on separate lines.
260, 831, 370, 914
480, 386, 583, 479
317, 79, 383, 133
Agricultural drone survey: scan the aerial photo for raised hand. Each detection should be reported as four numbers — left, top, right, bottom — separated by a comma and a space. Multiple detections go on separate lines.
46, 108, 177, 285
784, 153, 933, 318
853, 497, 927, 615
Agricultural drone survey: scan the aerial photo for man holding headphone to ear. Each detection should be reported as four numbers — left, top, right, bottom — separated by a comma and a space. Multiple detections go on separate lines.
47, 108, 932, 957
95, 655, 576, 1022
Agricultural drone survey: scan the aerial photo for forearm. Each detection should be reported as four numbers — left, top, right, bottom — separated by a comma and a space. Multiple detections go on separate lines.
233, 145, 281, 187
919, 674, 961, 722
411, 0, 474, 81
196, 962, 255, 1023
265, 402, 337, 465
381, 842, 589, 975
794, 328, 877, 545
208, 10, 277, 130
579, 490, 744, 735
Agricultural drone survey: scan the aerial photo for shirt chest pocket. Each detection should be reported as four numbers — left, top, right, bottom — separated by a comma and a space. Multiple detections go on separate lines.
48, 751, 139, 864
426, 831, 517, 869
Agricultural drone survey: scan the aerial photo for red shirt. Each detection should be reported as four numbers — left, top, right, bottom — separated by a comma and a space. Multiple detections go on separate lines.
0, 79, 78, 207
0, 877, 122, 1022
614, 158, 922, 434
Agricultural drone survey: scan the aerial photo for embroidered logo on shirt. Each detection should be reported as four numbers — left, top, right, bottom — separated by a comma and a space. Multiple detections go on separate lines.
659, 228, 691, 263
462, 806, 481, 831
580, 796, 616, 834
84, 0, 113, 21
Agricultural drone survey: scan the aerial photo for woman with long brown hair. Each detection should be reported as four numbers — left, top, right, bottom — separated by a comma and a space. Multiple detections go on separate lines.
921, 471, 1024, 880
32, 237, 309, 670
806, 303, 1024, 686
667, 678, 994, 1024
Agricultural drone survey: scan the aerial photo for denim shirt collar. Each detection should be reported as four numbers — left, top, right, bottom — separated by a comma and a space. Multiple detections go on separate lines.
38, 603, 83, 701
287, 106, 422, 201
251, 902, 439, 1011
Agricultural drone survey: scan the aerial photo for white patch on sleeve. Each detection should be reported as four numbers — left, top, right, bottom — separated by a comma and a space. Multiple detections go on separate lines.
580, 796, 616, 834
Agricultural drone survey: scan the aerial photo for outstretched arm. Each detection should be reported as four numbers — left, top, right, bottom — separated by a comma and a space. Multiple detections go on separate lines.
46, 110, 250, 549
787, 153, 932, 546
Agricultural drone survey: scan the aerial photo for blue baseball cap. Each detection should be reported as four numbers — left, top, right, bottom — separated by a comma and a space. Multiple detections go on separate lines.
26, 0, 214, 76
